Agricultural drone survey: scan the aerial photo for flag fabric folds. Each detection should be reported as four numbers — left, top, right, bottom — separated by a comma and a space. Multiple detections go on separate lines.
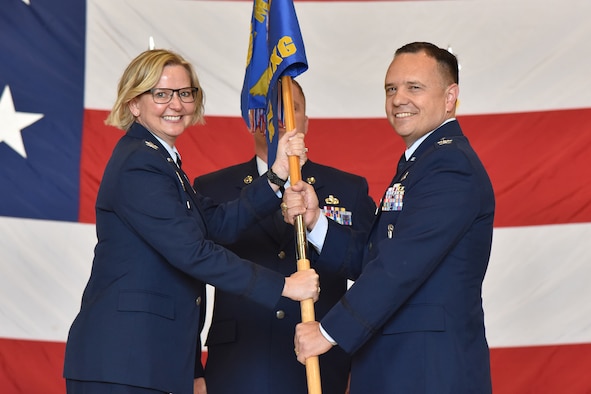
1, 1, 591, 393
240, 0, 308, 165
0, 0, 85, 222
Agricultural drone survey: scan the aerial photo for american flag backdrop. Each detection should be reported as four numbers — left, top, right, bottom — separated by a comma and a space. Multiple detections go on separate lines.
1, 0, 591, 393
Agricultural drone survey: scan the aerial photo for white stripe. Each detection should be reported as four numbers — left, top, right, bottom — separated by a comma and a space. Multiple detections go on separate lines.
0, 216, 94, 342
0, 214, 212, 347
3, 215, 591, 348
85, 0, 591, 117
484, 222, 591, 347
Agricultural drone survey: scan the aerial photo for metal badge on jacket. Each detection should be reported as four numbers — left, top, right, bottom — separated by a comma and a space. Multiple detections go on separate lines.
321, 194, 353, 225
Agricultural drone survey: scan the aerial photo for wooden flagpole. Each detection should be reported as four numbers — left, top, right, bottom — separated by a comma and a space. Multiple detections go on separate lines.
281, 75, 322, 394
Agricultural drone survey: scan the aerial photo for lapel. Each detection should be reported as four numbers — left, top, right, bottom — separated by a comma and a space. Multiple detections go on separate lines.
410, 120, 463, 160
128, 123, 209, 234
395, 120, 464, 183
301, 160, 324, 194
216, 156, 259, 198
375, 120, 464, 220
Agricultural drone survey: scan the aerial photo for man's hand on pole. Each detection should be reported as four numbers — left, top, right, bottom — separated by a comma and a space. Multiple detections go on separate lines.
294, 321, 334, 365
281, 180, 321, 232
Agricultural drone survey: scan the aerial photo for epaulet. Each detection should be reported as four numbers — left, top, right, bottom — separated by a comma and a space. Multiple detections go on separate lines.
436, 137, 454, 146
144, 140, 159, 150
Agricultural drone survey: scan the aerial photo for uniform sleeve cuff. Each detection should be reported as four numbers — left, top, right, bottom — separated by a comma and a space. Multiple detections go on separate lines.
307, 214, 328, 253
319, 322, 337, 345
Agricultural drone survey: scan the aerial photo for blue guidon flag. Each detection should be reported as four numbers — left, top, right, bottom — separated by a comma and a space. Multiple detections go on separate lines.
240, 0, 308, 164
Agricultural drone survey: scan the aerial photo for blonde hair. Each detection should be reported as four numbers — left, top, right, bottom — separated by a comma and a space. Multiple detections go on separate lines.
105, 49, 205, 130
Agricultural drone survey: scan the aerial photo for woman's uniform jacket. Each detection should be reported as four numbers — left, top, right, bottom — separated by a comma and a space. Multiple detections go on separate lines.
63, 123, 288, 394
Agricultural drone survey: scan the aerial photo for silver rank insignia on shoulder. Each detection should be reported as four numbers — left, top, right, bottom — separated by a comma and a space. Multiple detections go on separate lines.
144, 140, 159, 150
382, 183, 404, 211
243, 175, 253, 184
437, 137, 453, 145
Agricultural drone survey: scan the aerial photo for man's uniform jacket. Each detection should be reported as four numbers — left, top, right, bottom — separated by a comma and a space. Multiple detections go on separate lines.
317, 120, 495, 394
194, 158, 376, 394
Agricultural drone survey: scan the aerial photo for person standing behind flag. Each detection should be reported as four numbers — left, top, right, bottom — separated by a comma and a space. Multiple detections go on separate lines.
63, 48, 320, 394
284, 42, 495, 393
194, 79, 376, 394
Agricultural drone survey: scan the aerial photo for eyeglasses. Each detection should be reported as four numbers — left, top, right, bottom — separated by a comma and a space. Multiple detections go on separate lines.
144, 87, 198, 104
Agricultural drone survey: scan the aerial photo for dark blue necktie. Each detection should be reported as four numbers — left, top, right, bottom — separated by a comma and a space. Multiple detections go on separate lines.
397, 153, 406, 173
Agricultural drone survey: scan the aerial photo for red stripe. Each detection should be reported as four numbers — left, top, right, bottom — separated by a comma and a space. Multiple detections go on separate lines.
490, 343, 591, 393
0, 338, 65, 394
2, 337, 590, 393
80, 108, 591, 227
0, 338, 209, 394
461, 108, 591, 228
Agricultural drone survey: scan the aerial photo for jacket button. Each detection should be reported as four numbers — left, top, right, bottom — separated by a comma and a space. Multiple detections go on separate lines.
275, 310, 285, 319
278, 251, 286, 259
195, 296, 202, 306
368, 242, 373, 251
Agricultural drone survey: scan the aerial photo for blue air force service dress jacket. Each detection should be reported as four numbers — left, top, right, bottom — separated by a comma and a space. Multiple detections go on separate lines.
64, 123, 288, 394
316, 120, 495, 394
194, 158, 376, 394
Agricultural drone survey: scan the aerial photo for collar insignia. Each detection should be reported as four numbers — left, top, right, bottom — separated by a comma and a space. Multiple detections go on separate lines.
144, 140, 159, 150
